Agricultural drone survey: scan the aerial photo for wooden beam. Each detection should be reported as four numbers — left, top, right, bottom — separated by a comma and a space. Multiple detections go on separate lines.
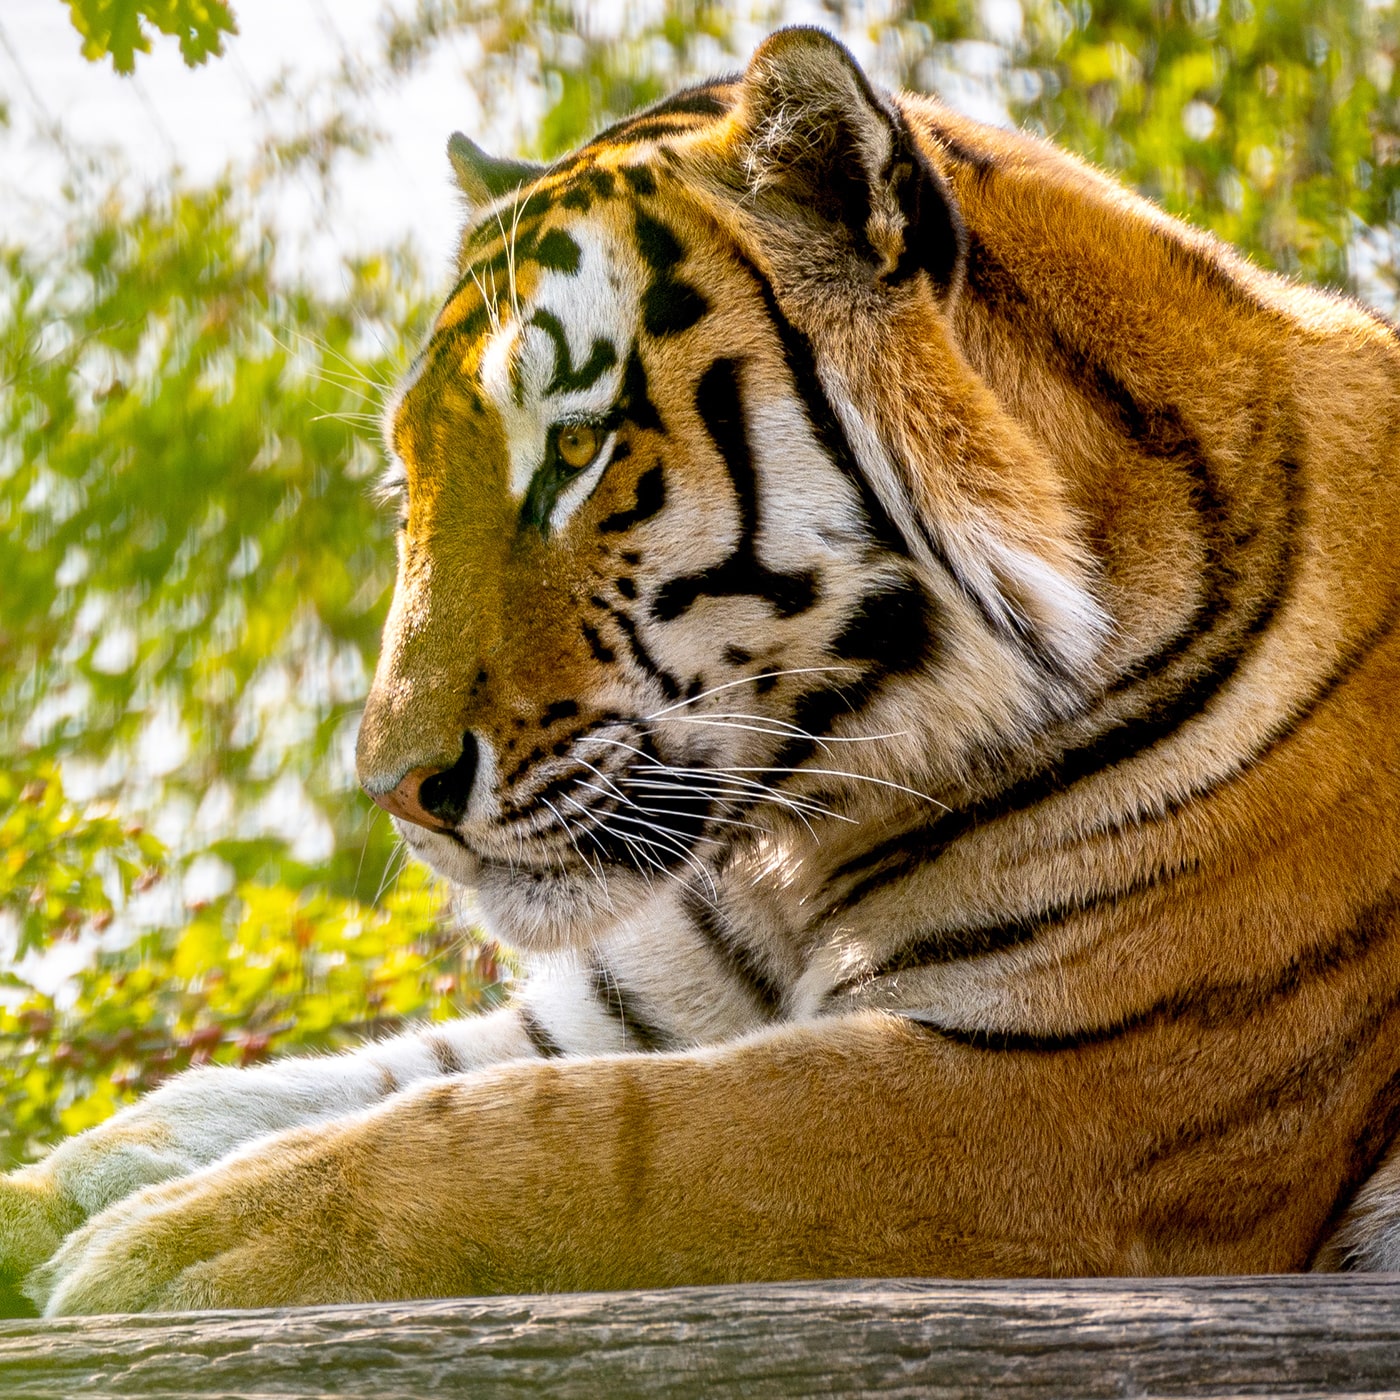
3, 1275, 1400, 1398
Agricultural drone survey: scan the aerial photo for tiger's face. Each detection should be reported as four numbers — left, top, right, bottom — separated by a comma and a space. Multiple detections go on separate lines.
357, 139, 921, 947
357, 36, 1104, 950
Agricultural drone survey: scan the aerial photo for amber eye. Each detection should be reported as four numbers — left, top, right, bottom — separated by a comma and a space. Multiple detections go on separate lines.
556, 423, 602, 472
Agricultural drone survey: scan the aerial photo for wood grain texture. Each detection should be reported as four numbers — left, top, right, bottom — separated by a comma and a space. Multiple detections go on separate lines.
2, 1275, 1400, 1399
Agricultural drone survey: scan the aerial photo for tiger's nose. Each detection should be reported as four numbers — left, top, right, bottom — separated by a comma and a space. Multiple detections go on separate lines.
367, 733, 480, 831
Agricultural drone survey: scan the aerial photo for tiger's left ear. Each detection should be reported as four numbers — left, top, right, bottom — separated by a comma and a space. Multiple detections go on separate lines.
732, 27, 965, 294
448, 132, 547, 212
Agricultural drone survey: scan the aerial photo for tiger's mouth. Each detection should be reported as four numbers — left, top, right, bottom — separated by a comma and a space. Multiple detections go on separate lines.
394, 759, 719, 950
393, 719, 723, 886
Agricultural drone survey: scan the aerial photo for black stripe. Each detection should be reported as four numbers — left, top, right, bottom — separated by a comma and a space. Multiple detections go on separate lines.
541, 699, 579, 725
1070, 583, 1400, 849
590, 963, 673, 1051
601, 116, 709, 145
619, 164, 657, 196
856, 586, 1400, 944
727, 247, 909, 559
650, 357, 818, 622
599, 463, 665, 533
602, 600, 681, 700
830, 573, 938, 673
578, 82, 735, 154
684, 890, 784, 1015
642, 86, 730, 120
885, 108, 967, 293
905, 890, 1400, 1055
840, 887, 1135, 993
580, 620, 615, 664
424, 1033, 467, 1076
962, 233, 1240, 682
519, 1006, 565, 1059
770, 575, 940, 769
617, 348, 664, 434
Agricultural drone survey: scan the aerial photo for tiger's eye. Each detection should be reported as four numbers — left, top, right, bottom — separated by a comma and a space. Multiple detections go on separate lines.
557, 423, 602, 471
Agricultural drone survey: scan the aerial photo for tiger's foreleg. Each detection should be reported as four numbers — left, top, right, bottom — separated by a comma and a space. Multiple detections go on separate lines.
0, 904, 771, 1293
0, 1005, 538, 1290
32, 1011, 1129, 1315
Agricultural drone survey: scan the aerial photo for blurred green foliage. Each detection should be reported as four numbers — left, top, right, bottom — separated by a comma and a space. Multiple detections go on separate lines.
64, 0, 237, 73
6, 0, 1400, 1169
0, 174, 505, 1168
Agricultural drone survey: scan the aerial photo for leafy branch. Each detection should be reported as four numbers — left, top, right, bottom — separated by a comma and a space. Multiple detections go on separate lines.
63, 0, 237, 74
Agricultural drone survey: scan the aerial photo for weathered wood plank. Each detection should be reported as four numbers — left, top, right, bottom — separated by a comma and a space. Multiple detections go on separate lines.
1, 1275, 1399, 1399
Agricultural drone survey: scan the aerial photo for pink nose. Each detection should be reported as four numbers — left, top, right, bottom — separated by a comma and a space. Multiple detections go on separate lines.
367, 766, 450, 832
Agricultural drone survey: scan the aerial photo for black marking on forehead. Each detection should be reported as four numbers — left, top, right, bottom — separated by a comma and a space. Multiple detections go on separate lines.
461, 208, 549, 259
529, 310, 619, 398
534, 228, 582, 274
651, 357, 818, 623
635, 211, 709, 339
636, 211, 683, 271
620, 164, 657, 196
557, 167, 617, 214
454, 216, 566, 306
645, 281, 708, 339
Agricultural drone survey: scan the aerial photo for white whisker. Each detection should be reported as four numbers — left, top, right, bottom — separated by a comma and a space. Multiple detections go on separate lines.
662, 712, 911, 746
712, 766, 946, 808
645, 666, 860, 718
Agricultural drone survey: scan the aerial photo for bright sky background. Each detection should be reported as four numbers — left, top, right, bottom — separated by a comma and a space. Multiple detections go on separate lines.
0, 0, 512, 289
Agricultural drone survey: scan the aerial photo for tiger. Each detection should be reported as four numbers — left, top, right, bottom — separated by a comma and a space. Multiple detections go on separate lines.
7, 23, 1400, 1314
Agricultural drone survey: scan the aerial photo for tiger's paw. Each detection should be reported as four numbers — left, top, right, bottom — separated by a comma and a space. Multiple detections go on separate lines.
30, 1126, 375, 1316
0, 1171, 83, 1306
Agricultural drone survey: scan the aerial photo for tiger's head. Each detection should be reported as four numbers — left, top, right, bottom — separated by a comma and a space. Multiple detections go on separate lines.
356, 28, 1108, 949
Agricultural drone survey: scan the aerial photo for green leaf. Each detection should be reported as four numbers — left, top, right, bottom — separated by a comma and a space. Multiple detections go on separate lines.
63, 0, 237, 75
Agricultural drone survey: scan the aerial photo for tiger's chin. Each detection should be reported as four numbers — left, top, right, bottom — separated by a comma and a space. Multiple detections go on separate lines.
394, 818, 661, 953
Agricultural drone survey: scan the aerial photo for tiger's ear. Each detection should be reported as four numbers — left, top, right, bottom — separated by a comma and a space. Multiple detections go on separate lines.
732, 27, 965, 294
447, 133, 546, 210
